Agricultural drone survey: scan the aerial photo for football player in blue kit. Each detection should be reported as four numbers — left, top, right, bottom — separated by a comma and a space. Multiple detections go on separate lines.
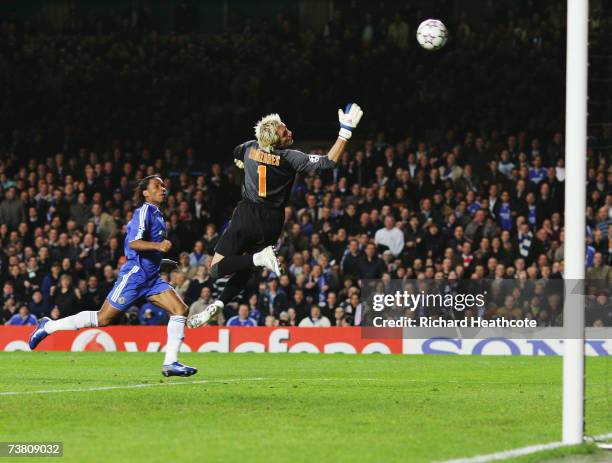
29, 175, 197, 377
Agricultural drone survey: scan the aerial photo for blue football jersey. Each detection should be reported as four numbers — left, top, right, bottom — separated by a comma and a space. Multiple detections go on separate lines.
124, 203, 167, 276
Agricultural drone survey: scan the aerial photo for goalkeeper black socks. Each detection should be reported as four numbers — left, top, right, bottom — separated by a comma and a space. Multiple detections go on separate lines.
216, 255, 254, 276
219, 269, 252, 305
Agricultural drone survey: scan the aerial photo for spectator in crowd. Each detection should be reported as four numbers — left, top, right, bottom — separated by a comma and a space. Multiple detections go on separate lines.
177, 252, 196, 279
333, 307, 347, 326
51, 275, 81, 318
594, 207, 611, 238
247, 293, 265, 326
359, 243, 386, 279
290, 289, 310, 321
341, 292, 362, 322
184, 265, 212, 305
172, 271, 191, 301
586, 252, 611, 284
261, 279, 289, 317
586, 290, 612, 327
226, 304, 258, 327
6, 305, 38, 325
70, 193, 91, 228
264, 315, 278, 327
374, 216, 404, 257
298, 306, 331, 327
0, 188, 25, 230
202, 224, 219, 255
89, 203, 117, 243
189, 241, 208, 268
28, 290, 49, 318
340, 239, 363, 279
139, 303, 170, 326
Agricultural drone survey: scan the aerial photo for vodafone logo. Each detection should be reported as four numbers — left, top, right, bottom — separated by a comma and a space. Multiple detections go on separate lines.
71, 329, 117, 352
1, 326, 609, 356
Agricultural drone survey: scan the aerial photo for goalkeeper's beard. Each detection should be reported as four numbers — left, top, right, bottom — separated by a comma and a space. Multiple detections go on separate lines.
278, 137, 294, 148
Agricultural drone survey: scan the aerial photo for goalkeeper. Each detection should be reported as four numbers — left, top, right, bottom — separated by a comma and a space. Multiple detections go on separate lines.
187, 103, 364, 328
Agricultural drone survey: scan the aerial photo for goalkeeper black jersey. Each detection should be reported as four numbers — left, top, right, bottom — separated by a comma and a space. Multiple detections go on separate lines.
233, 140, 337, 209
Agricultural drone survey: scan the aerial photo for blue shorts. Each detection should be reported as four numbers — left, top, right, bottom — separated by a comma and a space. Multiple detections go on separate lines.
106, 264, 172, 311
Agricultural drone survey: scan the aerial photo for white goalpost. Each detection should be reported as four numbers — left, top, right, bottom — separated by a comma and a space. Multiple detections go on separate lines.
441, 5, 594, 460
562, 0, 588, 445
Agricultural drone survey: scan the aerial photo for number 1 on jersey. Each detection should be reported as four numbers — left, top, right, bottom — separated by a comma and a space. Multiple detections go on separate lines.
257, 165, 267, 197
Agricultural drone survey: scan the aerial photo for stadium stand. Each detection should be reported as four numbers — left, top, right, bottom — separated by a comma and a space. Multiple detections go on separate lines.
0, 2, 611, 327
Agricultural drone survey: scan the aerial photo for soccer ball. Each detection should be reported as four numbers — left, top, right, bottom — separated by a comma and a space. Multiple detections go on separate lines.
416, 19, 448, 51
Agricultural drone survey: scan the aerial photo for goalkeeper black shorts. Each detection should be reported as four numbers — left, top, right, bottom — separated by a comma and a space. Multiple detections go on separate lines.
214, 199, 284, 256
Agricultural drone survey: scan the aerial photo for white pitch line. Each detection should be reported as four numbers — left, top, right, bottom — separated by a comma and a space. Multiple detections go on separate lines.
0, 377, 267, 396
0, 377, 386, 396
587, 432, 612, 442
440, 432, 612, 463
0, 377, 558, 396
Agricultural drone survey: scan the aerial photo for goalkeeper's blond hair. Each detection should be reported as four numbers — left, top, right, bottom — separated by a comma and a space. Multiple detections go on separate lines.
254, 113, 282, 151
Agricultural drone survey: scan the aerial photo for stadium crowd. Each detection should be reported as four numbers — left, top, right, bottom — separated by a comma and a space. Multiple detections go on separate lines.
0, 130, 610, 328
4, 0, 608, 157
0, 2, 611, 328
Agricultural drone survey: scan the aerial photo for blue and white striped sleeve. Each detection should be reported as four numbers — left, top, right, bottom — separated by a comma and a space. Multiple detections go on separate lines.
130, 204, 150, 242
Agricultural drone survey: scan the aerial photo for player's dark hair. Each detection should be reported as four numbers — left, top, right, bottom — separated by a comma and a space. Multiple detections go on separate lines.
133, 175, 161, 207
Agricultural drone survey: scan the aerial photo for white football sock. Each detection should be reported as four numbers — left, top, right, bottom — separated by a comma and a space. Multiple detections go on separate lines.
252, 248, 268, 266
45, 311, 99, 334
212, 300, 224, 310
163, 315, 186, 365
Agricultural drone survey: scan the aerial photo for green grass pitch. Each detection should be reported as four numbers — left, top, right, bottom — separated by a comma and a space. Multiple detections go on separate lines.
1, 353, 610, 463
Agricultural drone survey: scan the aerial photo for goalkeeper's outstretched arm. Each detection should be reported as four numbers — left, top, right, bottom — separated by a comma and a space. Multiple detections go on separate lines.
235, 103, 363, 172
284, 103, 364, 173
327, 103, 364, 163
325, 137, 348, 164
